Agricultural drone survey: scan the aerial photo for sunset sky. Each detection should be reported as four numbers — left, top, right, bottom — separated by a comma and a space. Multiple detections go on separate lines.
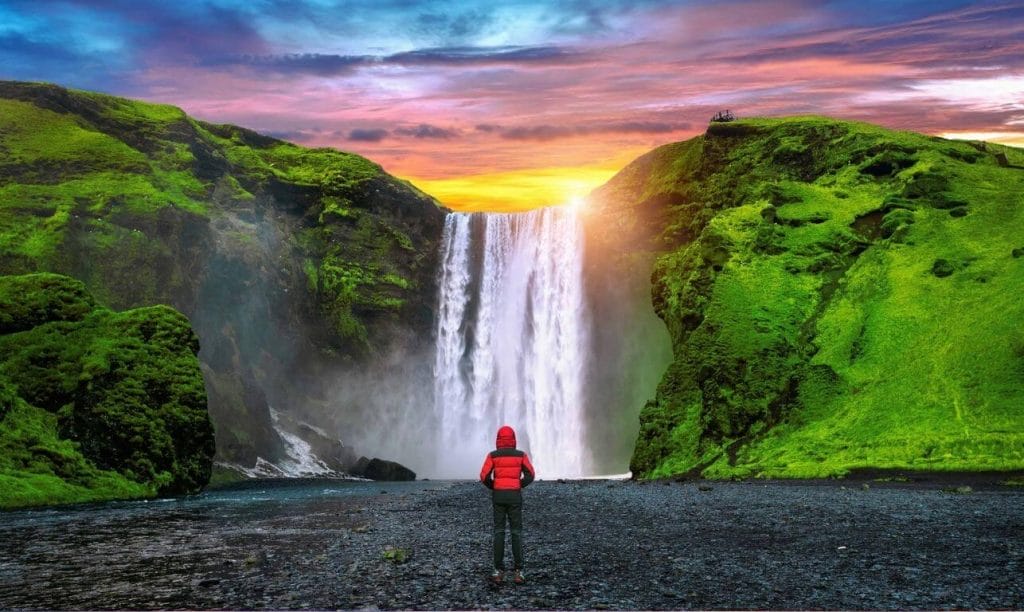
2, 0, 1023, 211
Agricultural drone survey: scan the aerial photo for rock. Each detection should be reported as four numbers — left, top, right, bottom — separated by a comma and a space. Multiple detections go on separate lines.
350, 456, 371, 476
359, 458, 416, 481
296, 423, 358, 473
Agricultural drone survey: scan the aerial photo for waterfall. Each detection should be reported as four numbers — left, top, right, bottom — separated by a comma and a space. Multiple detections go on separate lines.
433, 206, 589, 478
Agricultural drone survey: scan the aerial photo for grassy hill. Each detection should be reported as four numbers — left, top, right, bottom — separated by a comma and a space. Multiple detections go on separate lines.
0, 81, 446, 471
588, 116, 1024, 479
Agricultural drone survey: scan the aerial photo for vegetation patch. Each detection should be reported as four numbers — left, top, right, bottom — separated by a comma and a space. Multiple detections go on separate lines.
592, 116, 1024, 479
0, 81, 446, 469
0, 273, 214, 508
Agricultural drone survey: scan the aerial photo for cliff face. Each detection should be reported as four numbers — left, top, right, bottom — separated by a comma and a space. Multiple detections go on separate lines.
587, 116, 1024, 478
0, 81, 446, 470
0, 273, 214, 507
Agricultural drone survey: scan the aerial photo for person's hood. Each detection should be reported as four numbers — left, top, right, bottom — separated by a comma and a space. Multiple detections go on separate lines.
496, 425, 516, 449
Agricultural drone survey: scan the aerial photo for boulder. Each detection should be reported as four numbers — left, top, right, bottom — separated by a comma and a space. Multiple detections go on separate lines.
350, 456, 416, 481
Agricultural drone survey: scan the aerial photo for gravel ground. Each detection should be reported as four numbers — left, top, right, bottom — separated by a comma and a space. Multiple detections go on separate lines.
1, 477, 1022, 609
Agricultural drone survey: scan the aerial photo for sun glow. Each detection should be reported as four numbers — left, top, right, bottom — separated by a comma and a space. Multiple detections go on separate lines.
566, 194, 587, 211
407, 162, 624, 212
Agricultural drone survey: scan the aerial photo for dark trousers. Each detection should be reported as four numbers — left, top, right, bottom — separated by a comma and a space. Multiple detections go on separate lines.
492, 501, 523, 570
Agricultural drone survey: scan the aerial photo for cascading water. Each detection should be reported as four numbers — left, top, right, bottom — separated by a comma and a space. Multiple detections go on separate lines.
433, 206, 590, 478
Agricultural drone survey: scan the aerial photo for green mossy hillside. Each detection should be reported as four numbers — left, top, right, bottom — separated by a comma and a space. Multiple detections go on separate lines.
0, 273, 214, 508
0, 81, 444, 356
589, 116, 1024, 479
0, 81, 446, 468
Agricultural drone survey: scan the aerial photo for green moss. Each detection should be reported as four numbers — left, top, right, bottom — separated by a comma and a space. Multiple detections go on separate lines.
0, 396, 154, 509
614, 116, 1024, 479
0, 273, 214, 508
0, 273, 96, 333
0, 99, 149, 174
77, 89, 187, 124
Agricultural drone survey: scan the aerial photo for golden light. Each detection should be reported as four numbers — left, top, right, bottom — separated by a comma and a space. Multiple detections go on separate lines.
566, 194, 587, 211
406, 162, 622, 212
940, 131, 1024, 148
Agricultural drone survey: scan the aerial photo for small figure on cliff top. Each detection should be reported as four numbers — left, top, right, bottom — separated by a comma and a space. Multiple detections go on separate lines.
479, 425, 536, 585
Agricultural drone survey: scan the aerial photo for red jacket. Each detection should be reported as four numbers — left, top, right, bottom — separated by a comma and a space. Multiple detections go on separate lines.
479, 425, 535, 494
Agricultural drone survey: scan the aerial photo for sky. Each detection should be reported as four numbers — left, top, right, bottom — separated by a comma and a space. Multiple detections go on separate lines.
2, 0, 1023, 211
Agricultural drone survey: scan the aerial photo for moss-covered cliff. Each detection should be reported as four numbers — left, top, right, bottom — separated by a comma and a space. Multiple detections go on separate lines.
589, 116, 1024, 479
0, 81, 446, 469
0, 273, 214, 507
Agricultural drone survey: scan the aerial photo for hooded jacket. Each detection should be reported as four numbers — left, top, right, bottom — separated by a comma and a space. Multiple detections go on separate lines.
479, 425, 535, 498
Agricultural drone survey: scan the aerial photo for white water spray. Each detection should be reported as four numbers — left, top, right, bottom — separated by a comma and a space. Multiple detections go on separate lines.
433, 206, 590, 478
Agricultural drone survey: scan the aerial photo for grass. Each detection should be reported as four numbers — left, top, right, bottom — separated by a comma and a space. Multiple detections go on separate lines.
609, 116, 1024, 479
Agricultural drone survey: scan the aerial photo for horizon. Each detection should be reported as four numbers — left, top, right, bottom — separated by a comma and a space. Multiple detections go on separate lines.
2, 0, 1023, 211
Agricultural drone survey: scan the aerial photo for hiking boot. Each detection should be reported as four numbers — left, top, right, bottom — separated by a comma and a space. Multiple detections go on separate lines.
512, 569, 525, 585
490, 569, 504, 585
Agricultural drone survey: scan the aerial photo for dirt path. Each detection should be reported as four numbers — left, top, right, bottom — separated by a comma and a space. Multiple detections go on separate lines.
1, 478, 1022, 609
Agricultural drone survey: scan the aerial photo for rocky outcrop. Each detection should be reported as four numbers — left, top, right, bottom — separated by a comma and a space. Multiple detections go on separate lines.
587, 116, 1024, 479
0, 81, 447, 472
0, 273, 214, 507
350, 456, 417, 481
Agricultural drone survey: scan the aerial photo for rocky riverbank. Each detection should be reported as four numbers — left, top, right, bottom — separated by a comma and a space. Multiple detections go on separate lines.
1, 477, 1022, 609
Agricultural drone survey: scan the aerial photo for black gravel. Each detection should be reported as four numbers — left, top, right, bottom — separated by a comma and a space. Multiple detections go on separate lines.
1, 477, 1022, 609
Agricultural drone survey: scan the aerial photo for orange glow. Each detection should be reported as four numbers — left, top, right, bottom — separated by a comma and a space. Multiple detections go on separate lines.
941, 132, 1024, 148
408, 159, 632, 212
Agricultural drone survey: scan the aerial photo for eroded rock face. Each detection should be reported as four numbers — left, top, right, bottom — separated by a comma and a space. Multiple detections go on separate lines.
0, 273, 214, 506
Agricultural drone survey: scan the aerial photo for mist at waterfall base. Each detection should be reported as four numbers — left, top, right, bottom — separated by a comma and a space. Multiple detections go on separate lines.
304, 205, 672, 479
207, 200, 670, 481
427, 205, 672, 479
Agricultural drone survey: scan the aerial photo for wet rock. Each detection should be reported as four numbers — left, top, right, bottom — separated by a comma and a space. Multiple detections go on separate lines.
351, 456, 371, 476
296, 423, 358, 473
358, 458, 416, 481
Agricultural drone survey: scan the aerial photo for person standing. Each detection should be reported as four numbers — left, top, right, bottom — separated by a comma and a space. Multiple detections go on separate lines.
479, 425, 535, 585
